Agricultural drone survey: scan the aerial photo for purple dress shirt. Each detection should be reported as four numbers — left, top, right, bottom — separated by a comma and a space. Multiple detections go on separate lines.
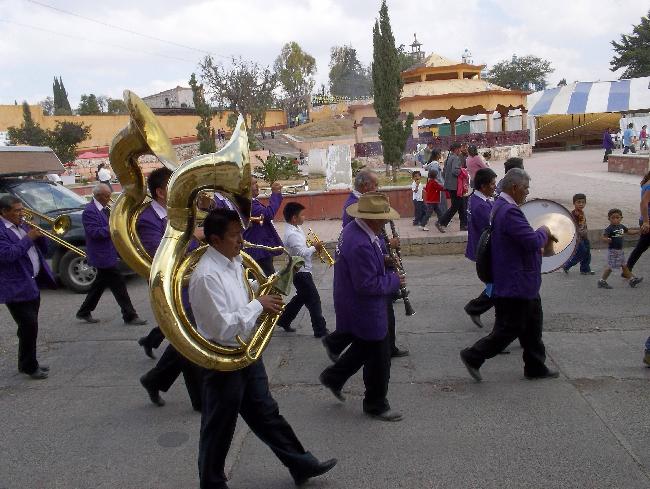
465, 192, 492, 262
341, 191, 359, 228
243, 193, 284, 260
82, 201, 119, 268
333, 220, 400, 340
490, 196, 548, 299
0, 223, 56, 303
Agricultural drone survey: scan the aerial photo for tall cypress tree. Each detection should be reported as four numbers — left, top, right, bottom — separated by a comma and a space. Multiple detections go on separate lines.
189, 73, 216, 154
372, 0, 413, 182
53, 76, 72, 115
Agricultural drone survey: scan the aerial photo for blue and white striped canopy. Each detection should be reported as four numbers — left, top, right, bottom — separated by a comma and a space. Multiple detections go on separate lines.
528, 77, 650, 115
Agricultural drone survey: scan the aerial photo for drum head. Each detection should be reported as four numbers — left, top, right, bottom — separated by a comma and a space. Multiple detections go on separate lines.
521, 199, 578, 274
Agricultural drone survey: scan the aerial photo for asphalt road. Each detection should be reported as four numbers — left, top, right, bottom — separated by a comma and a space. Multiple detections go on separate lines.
1, 250, 649, 488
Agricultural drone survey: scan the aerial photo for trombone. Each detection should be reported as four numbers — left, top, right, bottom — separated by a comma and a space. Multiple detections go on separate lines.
306, 228, 334, 266
22, 209, 87, 258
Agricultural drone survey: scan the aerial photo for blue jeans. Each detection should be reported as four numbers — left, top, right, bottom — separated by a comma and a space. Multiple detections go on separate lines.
563, 239, 591, 273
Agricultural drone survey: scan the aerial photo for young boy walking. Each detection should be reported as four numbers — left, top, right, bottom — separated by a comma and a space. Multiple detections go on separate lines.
277, 202, 329, 337
419, 169, 445, 231
598, 208, 643, 289
411, 171, 425, 226
563, 193, 594, 275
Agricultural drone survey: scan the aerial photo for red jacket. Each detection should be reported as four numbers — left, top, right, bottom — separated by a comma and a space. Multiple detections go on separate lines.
424, 179, 444, 204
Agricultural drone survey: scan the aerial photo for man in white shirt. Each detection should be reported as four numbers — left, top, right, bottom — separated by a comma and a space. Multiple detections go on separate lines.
276, 202, 328, 337
189, 208, 337, 489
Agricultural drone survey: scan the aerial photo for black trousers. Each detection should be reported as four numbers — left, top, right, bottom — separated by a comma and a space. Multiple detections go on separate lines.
439, 189, 467, 227
256, 256, 275, 277
320, 334, 391, 415
461, 297, 549, 377
627, 231, 650, 272
77, 266, 137, 321
199, 359, 319, 489
141, 344, 202, 410
324, 300, 398, 355
278, 272, 326, 335
464, 290, 494, 316
6, 297, 41, 374
141, 327, 165, 349
603, 148, 612, 162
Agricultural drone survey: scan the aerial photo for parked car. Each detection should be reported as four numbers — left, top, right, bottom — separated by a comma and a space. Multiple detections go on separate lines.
0, 146, 131, 293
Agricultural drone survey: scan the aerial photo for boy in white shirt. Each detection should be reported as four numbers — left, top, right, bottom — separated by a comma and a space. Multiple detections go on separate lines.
277, 202, 329, 337
411, 171, 424, 226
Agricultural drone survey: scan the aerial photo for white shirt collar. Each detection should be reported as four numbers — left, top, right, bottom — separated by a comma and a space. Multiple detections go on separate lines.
474, 190, 491, 202
206, 246, 243, 270
151, 199, 167, 219
354, 218, 380, 245
499, 192, 517, 206
352, 190, 362, 199
93, 197, 106, 212
1, 216, 15, 229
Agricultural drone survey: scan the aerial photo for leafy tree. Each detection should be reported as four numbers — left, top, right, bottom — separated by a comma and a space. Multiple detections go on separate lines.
274, 42, 316, 121
200, 56, 277, 148
557, 78, 567, 87
52, 76, 72, 115
255, 153, 300, 184
486, 54, 553, 91
328, 45, 372, 98
610, 9, 650, 78
77, 94, 102, 115
40, 97, 55, 116
106, 98, 128, 114
46, 121, 91, 163
7, 102, 48, 146
372, 0, 414, 182
189, 73, 216, 154
396, 44, 416, 72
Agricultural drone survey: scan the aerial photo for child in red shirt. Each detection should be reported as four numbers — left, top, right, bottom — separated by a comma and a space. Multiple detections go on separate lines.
419, 169, 445, 231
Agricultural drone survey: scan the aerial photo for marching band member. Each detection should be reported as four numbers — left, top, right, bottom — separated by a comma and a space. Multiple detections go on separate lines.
75, 183, 147, 326
0, 196, 56, 380
243, 177, 283, 276
460, 169, 559, 382
190, 208, 337, 489
136, 168, 202, 410
320, 193, 404, 422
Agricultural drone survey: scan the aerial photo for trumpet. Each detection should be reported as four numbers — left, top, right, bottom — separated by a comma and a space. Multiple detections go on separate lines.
250, 215, 264, 225
22, 210, 86, 258
306, 228, 334, 266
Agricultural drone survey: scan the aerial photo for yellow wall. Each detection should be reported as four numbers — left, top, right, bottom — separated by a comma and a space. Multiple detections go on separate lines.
0, 105, 286, 149
310, 102, 352, 122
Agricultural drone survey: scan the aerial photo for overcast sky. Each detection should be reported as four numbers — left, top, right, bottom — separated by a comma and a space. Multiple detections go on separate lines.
1, 0, 647, 108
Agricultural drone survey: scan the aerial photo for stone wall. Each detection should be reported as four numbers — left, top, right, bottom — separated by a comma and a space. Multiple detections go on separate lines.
608, 154, 649, 176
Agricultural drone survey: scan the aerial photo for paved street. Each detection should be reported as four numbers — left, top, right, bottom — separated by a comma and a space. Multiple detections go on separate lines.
2, 248, 649, 488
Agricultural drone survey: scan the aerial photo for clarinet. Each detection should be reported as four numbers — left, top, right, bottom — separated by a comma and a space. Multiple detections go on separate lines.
383, 222, 415, 316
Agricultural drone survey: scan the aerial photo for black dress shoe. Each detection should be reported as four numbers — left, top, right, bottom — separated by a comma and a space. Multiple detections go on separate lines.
391, 348, 409, 358
525, 369, 560, 380
138, 337, 156, 359
125, 316, 148, 326
28, 368, 48, 380
279, 324, 296, 333
140, 375, 165, 406
38, 364, 49, 372
313, 328, 330, 338
321, 337, 339, 363
76, 313, 100, 323
460, 350, 482, 382
319, 373, 345, 402
292, 458, 337, 486
468, 314, 484, 328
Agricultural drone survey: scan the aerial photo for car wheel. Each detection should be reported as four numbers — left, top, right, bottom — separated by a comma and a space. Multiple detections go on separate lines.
58, 250, 97, 293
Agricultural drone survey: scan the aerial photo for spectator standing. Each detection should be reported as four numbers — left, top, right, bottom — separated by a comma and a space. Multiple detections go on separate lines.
602, 128, 615, 162
465, 145, 488, 184
411, 171, 425, 227
623, 123, 637, 154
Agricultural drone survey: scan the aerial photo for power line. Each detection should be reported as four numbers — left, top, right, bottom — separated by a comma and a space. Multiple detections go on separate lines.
0, 18, 197, 64
25, 0, 231, 59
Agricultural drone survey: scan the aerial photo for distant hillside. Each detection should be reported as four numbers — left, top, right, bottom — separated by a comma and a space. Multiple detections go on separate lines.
286, 118, 354, 139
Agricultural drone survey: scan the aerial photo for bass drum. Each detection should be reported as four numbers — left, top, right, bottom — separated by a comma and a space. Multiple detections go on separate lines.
520, 199, 578, 274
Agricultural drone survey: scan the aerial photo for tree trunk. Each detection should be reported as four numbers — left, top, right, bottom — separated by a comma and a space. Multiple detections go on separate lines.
391, 163, 398, 183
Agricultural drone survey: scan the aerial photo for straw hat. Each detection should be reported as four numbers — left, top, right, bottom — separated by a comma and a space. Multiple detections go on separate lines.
346, 192, 400, 220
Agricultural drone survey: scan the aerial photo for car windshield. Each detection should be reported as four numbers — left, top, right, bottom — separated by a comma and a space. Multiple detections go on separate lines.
11, 180, 87, 214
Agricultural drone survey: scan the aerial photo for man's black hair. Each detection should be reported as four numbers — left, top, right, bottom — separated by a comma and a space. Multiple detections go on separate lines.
283, 202, 305, 222
428, 169, 438, 179
427, 149, 441, 163
449, 143, 461, 152
608, 208, 623, 218
468, 145, 478, 157
473, 168, 497, 191
204, 209, 241, 241
572, 193, 586, 203
147, 167, 173, 199
504, 157, 524, 172
0, 195, 21, 212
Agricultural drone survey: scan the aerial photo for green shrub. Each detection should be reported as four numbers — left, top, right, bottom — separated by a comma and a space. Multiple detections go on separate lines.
255, 154, 301, 184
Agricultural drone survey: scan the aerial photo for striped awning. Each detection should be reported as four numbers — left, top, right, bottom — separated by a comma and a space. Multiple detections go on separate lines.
527, 77, 650, 116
